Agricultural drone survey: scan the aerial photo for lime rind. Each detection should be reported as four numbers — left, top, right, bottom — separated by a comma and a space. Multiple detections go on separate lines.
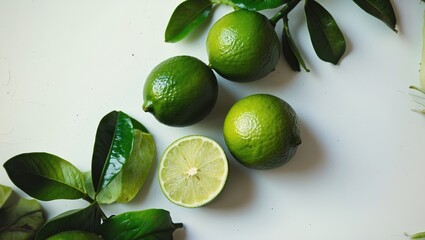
158, 135, 228, 208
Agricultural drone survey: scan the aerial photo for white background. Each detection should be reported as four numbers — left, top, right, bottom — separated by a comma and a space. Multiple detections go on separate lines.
1, 1, 424, 239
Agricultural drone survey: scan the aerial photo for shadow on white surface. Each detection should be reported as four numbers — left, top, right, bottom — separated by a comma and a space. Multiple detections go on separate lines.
277, 119, 325, 174
206, 160, 255, 210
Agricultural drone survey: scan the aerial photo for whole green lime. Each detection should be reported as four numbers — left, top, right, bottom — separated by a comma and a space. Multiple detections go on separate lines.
206, 9, 280, 82
223, 94, 301, 169
142, 55, 218, 127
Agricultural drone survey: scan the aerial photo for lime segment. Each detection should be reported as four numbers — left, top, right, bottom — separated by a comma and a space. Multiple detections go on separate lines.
158, 135, 228, 208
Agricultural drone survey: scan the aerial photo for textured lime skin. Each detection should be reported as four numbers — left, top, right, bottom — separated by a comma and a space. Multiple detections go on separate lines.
142, 56, 218, 127
206, 10, 280, 82
223, 94, 301, 169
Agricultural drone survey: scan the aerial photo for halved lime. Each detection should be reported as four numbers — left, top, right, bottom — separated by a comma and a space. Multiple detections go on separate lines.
158, 135, 228, 208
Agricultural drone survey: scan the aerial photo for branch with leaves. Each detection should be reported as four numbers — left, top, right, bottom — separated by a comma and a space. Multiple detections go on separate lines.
165, 0, 397, 71
2, 111, 182, 240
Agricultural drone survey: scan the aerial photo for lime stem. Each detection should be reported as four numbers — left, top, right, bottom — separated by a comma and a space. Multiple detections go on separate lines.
269, 0, 301, 27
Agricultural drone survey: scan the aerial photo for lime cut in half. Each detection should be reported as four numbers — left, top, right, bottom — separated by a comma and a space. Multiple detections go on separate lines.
158, 135, 228, 208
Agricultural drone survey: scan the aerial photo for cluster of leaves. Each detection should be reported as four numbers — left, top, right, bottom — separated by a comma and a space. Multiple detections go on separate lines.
165, 0, 397, 71
2, 111, 182, 240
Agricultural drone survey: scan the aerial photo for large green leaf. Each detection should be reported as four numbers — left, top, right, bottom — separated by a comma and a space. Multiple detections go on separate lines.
353, 0, 396, 31
96, 130, 156, 204
165, 0, 212, 42
98, 209, 183, 240
304, 0, 346, 65
0, 197, 45, 240
4, 153, 87, 201
46, 230, 103, 240
35, 203, 101, 240
231, 0, 288, 11
0, 184, 12, 208
91, 111, 134, 193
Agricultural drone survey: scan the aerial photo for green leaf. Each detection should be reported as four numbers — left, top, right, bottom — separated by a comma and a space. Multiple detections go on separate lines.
353, 0, 397, 31
84, 171, 96, 201
46, 230, 103, 240
231, 0, 288, 11
281, 19, 310, 72
4, 153, 87, 201
410, 232, 425, 239
91, 111, 134, 193
304, 0, 346, 65
0, 184, 12, 208
96, 130, 156, 204
165, 0, 212, 43
35, 203, 102, 240
0, 197, 45, 240
98, 209, 183, 240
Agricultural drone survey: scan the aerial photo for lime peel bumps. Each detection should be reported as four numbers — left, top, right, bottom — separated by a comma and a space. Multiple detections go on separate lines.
158, 135, 228, 208
223, 94, 301, 170
206, 9, 280, 82
142, 55, 218, 127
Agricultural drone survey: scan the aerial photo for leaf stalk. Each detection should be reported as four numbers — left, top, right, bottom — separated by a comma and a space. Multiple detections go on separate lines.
269, 0, 301, 27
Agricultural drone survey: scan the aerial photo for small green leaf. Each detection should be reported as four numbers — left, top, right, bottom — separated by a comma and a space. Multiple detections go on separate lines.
410, 231, 425, 239
98, 209, 183, 240
165, 0, 212, 43
46, 230, 103, 240
281, 19, 310, 72
353, 0, 397, 31
0, 184, 12, 208
4, 153, 87, 201
231, 0, 288, 11
91, 111, 134, 193
0, 197, 45, 240
84, 171, 96, 201
35, 203, 102, 240
304, 0, 346, 65
96, 130, 156, 204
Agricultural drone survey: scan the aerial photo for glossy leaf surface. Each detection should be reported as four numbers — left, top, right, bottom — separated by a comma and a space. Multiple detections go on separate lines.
35, 203, 101, 240
96, 130, 156, 204
165, 0, 212, 42
46, 230, 103, 240
231, 0, 288, 10
0, 197, 45, 240
91, 111, 134, 193
353, 0, 396, 31
4, 153, 86, 201
305, 0, 346, 65
98, 209, 182, 240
